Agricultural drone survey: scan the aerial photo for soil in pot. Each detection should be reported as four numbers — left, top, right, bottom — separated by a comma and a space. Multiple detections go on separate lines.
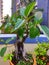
37, 56, 47, 65
39, 56, 46, 61
9, 61, 14, 65
10, 52, 33, 65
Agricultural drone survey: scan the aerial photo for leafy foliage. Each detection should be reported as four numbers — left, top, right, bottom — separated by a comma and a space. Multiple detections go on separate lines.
16, 60, 33, 65
20, 7, 26, 17
0, 1, 49, 61
17, 27, 24, 38
5, 37, 15, 44
34, 43, 49, 56
0, 2, 42, 38
29, 26, 40, 38
4, 54, 13, 61
17, 60, 26, 65
37, 58, 46, 65
26, 53, 33, 60
0, 47, 7, 57
0, 37, 15, 44
25, 2, 36, 17
34, 43, 49, 65
38, 25, 49, 40
11, 19, 25, 33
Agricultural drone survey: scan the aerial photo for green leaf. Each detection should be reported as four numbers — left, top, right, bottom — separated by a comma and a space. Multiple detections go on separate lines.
5, 37, 15, 44
11, 19, 25, 32
20, 7, 26, 17
25, 2, 36, 17
4, 54, 13, 61
4, 22, 12, 33
34, 11, 43, 21
34, 11, 43, 24
10, 17, 17, 26
0, 39, 5, 42
38, 24, 49, 40
34, 18, 43, 25
17, 28, 24, 38
0, 23, 5, 30
17, 60, 26, 65
0, 47, 7, 57
28, 22, 33, 27
29, 26, 40, 38
5, 23, 11, 29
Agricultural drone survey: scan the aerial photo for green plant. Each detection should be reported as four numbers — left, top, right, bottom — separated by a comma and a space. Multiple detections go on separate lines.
34, 43, 49, 65
0, 0, 49, 61
16, 60, 33, 65
17, 60, 26, 65
26, 53, 32, 60
35, 43, 49, 57
4, 54, 14, 61
0, 47, 7, 57
37, 58, 46, 65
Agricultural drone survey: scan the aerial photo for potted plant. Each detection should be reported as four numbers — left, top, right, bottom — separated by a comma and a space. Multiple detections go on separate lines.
0, 0, 49, 65
34, 43, 49, 65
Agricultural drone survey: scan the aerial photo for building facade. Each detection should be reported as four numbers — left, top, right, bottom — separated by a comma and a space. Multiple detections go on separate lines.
0, 0, 49, 27
0, 0, 3, 20
37, 0, 49, 27
12, 0, 20, 14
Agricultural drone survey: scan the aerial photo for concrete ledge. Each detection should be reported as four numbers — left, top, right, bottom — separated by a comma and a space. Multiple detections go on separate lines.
0, 44, 37, 54
0, 58, 9, 65
0, 44, 37, 65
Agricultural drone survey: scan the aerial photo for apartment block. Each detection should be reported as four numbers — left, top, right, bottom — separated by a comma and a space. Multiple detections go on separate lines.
0, 0, 3, 20
37, 0, 49, 27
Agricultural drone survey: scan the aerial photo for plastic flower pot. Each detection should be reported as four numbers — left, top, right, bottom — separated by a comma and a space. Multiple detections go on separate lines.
9, 61, 14, 65
47, 62, 49, 65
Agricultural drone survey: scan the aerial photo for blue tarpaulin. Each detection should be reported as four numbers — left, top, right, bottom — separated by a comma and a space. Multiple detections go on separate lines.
0, 34, 49, 44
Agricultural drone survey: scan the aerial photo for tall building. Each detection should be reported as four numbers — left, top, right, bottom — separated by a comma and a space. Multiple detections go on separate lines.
47, 0, 49, 27
37, 0, 49, 27
12, 0, 20, 14
12, 0, 34, 14
0, 0, 3, 20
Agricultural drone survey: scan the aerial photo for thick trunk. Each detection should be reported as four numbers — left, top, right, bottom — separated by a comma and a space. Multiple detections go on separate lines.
14, 39, 25, 60
17, 41, 24, 60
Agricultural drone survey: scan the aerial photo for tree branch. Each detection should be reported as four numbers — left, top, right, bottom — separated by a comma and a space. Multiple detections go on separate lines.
22, 22, 29, 43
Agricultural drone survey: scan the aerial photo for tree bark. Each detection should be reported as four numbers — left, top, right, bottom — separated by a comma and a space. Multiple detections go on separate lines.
14, 34, 24, 60
17, 41, 24, 60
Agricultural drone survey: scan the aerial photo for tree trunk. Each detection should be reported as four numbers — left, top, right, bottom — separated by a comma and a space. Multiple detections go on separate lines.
14, 40, 24, 60
17, 41, 24, 60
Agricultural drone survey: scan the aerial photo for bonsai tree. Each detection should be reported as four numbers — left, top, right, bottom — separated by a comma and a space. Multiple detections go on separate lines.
0, 1, 49, 61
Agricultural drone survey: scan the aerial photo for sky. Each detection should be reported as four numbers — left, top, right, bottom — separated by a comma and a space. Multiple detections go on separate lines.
3, 0, 12, 17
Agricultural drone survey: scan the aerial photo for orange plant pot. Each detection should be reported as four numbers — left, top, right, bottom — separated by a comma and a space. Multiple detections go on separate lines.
9, 61, 14, 65
9, 57, 37, 65
47, 62, 49, 65
33, 57, 37, 65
